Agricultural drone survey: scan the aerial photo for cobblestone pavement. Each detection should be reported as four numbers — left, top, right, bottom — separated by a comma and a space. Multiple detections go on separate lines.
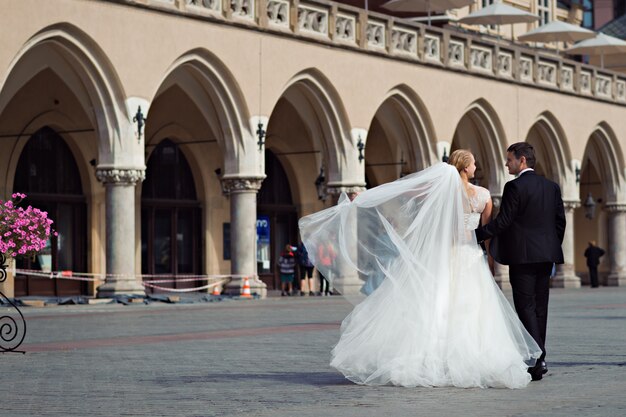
1, 287, 625, 417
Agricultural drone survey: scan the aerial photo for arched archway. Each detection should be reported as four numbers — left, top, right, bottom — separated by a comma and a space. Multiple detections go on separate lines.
146, 49, 254, 286
580, 123, 624, 203
275, 68, 353, 186
152, 48, 253, 175
0, 23, 130, 166
451, 99, 507, 191
575, 123, 626, 286
524, 112, 571, 187
262, 69, 352, 290
0, 24, 132, 296
364, 85, 435, 187
13, 127, 87, 296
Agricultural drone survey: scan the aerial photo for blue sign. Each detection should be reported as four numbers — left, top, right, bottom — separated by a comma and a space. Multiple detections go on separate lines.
256, 215, 270, 243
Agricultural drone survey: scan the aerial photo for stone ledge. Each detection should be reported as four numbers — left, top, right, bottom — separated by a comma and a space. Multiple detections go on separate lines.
21, 299, 46, 308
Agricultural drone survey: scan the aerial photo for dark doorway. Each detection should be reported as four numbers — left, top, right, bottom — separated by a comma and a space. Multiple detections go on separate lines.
141, 140, 202, 292
13, 127, 87, 296
257, 150, 298, 290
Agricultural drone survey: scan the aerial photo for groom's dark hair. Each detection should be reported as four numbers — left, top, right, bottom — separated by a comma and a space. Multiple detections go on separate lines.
507, 142, 536, 168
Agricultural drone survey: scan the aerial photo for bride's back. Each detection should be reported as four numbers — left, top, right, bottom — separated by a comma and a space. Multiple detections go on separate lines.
465, 184, 490, 230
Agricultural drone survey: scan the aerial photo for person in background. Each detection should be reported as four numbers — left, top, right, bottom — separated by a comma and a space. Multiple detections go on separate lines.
317, 241, 336, 296
297, 241, 315, 296
584, 241, 605, 288
278, 244, 296, 296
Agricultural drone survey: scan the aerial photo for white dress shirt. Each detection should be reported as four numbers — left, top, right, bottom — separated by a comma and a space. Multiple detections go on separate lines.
518, 168, 534, 177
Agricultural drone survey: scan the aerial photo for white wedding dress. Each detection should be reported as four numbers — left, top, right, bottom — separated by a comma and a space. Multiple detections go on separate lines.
299, 163, 541, 389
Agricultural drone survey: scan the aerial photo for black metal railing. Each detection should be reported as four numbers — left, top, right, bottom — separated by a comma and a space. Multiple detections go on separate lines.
0, 253, 26, 353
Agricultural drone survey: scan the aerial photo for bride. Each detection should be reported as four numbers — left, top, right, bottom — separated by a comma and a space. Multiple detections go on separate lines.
298, 150, 541, 389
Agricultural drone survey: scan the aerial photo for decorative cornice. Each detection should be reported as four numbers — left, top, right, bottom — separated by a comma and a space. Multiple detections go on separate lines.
563, 200, 581, 211
105, 0, 626, 107
221, 177, 264, 193
604, 203, 626, 213
326, 185, 367, 195
96, 168, 145, 185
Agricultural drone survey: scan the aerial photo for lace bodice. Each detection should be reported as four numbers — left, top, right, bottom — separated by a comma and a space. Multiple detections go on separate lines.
464, 184, 491, 230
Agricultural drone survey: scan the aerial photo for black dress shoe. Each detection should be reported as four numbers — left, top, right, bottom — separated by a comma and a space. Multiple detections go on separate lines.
540, 361, 548, 375
528, 364, 543, 381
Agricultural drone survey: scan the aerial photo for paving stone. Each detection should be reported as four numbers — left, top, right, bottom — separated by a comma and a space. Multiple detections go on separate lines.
0, 287, 624, 416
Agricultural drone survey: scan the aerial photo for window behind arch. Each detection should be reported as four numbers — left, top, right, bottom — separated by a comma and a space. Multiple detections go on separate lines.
142, 139, 197, 200
141, 139, 201, 291
13, 126, 86, 296
14, 126, 82, 195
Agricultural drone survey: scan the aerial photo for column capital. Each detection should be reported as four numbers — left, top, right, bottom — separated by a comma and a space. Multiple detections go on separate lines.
96, 168, 145, 185
326, 184, 367, 196
605, 203, 626, 213
222, 177, 264, 194
563, 200, 581, 211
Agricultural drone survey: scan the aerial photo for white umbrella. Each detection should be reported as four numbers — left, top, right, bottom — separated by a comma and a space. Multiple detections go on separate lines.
566, 32, 626, 68
381, 0, 474, 26
518, 20, 596, 43
458, 2, 539, 40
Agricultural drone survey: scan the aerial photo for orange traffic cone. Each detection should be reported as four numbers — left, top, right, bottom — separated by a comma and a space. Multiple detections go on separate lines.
241, 277, 252, 298
212, 283, 221, 296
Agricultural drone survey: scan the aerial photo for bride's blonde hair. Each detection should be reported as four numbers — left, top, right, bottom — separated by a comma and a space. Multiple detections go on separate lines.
448, 149, 473, 173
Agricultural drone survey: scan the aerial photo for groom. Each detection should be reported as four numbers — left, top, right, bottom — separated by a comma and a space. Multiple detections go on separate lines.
475, 142, 566, 381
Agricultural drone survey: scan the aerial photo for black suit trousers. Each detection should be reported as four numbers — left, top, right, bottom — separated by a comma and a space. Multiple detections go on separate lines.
588, 266, 599, 288
509, 262, 553, 361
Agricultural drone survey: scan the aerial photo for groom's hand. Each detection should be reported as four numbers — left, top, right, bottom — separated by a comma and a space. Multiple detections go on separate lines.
475, 227, 484, 243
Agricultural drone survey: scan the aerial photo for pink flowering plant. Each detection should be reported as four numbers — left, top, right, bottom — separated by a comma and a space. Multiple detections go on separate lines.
0, 193, 57, 258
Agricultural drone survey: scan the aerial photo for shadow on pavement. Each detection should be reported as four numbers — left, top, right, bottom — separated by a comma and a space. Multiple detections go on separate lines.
551, 361, 626, 367
152, 372, 350, 386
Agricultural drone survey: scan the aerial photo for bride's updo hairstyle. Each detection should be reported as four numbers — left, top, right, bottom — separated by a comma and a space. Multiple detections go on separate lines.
448, 149, 473, 173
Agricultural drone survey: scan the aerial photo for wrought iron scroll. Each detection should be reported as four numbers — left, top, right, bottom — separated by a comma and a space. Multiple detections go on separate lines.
0, 253, 26, 353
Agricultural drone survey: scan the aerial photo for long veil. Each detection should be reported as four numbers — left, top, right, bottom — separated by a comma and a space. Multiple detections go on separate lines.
299, 162, 470, 302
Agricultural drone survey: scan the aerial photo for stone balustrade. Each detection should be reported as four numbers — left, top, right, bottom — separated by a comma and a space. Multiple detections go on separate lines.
145, 0, 626, 105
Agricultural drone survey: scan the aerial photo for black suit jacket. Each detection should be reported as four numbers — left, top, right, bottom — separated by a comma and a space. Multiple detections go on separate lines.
584, 246, 605, 267
475, 170, 566, 265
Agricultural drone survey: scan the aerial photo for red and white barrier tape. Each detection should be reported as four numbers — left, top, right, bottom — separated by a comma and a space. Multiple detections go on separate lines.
14, 269, 259, 293
15, 269, 251, 280
141, 279, 229, 293
14, 269, 99, 281
142, 277, 218, 284
14, 268, 250, 280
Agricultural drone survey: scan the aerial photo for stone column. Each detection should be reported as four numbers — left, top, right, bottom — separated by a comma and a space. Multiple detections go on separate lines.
222, 178, 267, 298
606, 203, 626, 286
326, 185, 366, 296
553, 201, 581, 288
96, 168, 146, 297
